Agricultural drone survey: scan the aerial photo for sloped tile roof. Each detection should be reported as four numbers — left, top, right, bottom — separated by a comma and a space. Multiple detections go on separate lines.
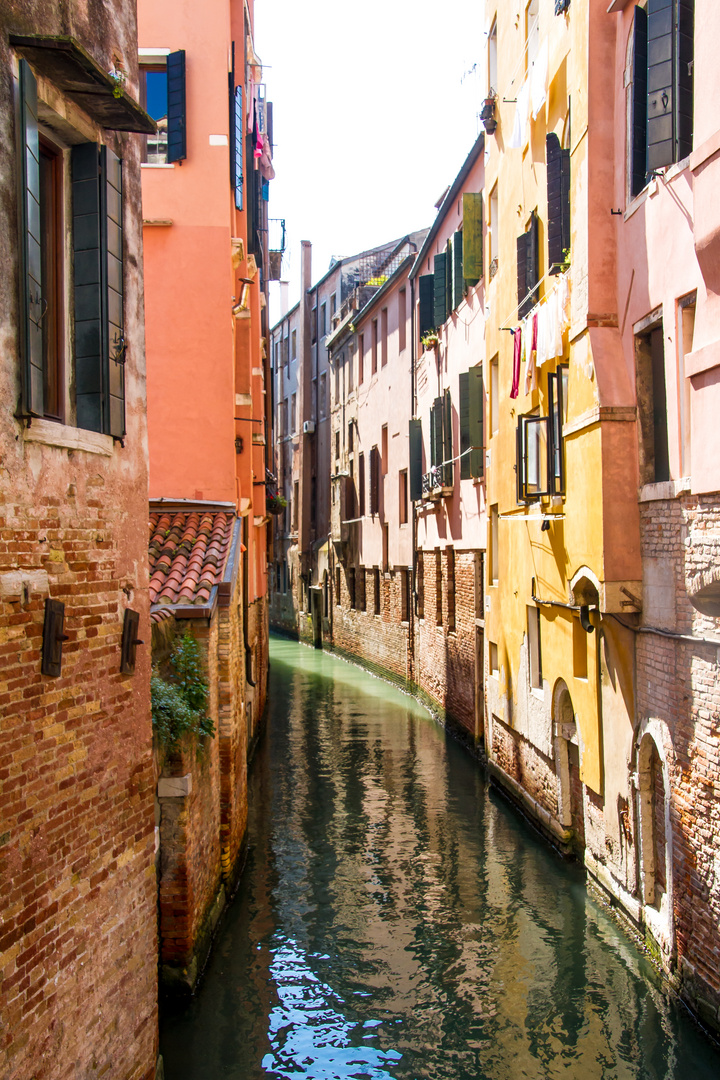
149, 510, 234, 607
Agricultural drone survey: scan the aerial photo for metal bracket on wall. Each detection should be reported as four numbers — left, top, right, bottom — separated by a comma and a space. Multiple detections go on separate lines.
120, 609, 144, 674
42, 599, 69, 677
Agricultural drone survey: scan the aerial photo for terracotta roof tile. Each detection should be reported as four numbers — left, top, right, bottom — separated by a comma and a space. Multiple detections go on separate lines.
148, 509, 235, 606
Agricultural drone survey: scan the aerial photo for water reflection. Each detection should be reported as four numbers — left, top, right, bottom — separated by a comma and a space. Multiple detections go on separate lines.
161, 636, 720, 1079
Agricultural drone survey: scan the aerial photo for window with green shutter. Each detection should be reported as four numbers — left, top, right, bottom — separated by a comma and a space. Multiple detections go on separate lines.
517, 211, 540, 318
17, 59, 44, 418
546, 134, 570, 274
409, 418, 423, 502
462, 193, 483, 285
433, 252, 447, 327
452, 230, 464, 310
459, 365, 484, 480
72, 143, 126, 438
233, 85, 243, 210
443, 388, 453, 486
419, 274, 435, 335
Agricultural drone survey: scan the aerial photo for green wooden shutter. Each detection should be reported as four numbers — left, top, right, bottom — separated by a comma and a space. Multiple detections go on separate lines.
167, 50, 186, 163
73, 143, 103, 432
443, 388, 453, 486
676, 0, 694, 162
234, 85, 243, 210
527, 212, 539, 310
433, 252, 447, 327
73, 144, 125, 436
430, 397, 443, 469
632, 7, 648, 196
409, 418, 423, 501
445, 240, 452, 319
462, 193, 482, 285
18, 60, 43, 417
459, 372, 471, 480
103, 147, 125, 439
547, 134, 570, 274
419, 274, 435, 334
469, 365, 484, 478
453, 230, 464, 310
647, 0, 673, 171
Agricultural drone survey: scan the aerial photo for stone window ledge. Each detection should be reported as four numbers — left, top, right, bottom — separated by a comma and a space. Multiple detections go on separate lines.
639, 477, 691, 503
23, 418, 114, 456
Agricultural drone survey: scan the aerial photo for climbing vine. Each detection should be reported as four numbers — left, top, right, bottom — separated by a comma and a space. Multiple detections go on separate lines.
151, 631, 214, 749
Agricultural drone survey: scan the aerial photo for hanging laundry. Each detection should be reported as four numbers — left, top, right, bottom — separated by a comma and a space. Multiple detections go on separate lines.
558, 271, 570, 333
259, 136, 275, 181
525, 312, 539, 394
511, 327, 522, 399
530, 39, 549, 120
509, 78, 530, 149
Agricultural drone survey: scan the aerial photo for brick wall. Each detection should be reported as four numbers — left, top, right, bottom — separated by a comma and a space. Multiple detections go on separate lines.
330, 563, 410, 681
637, 493, 720, 1026
490, 716, 559, 820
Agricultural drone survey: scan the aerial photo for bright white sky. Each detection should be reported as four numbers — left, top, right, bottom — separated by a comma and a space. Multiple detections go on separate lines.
254, 0, 487, 326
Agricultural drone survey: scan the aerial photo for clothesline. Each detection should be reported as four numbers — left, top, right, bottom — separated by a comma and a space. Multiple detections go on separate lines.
506, 14, 541, 91
499, 265, 557, 330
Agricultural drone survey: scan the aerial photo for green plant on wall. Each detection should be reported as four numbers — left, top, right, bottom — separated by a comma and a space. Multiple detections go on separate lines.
151, 631, 214, 749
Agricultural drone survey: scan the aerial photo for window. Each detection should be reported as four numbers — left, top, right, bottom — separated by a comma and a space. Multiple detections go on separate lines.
417, 551, 424, 619
546, 134, 570, 274
489, 186, 499, 279
459, 366, 484, 479
369, 446, 380, 515
382, 523, 389, 571
358, 334, 365, 384
336, 567, 342, 605
281, 399, 288, 438
490, 641, 499, 678
429, 391, 453, 489
374, 567, 381, 615
330, 293, 337, 320
488, 17, 498, 95
291, 328, 297, 361
349, 568, 356, 609
232, 84, 243, 209
490, 505, 499, 584
435, 549, 443, 625
292, 480, 299, 531
528, 606, 542, 689
319, 373, 327, 418
347, 348, 354, 393
517, 210, 540, 318
463, 193, 483, 287
630, 1, 694, 198
283, 334, 289, 369
419, 274, 435, 337
475, 551, 485, 620
677, 293, 695, 477
358, 567, 366, 612
447, 547, 456, 632
381, 307, 388, 366
401, 568, 410, 623
372, 318, 378, 375
490, 355, 499, 436
548, 365, 568, 494
636, 320, 670, 484
291, 393, 297, 433
525, 0, 539, 74
320, 302, 326, 337
311, 307, 317, 344
359, 453, 366, 515
398, 289, 406, 352
409, 418, 423, 502
399, 470, 408, 524
433, 250, 449, 327
139, 51, 186, 164
517, 412, 550, 501
452, 230, 464, 310
335, 430, 340, 461
381, 425, 388, 474
348, 421, 354, 454
573, 617, 588, 679
18, 60, 127, 435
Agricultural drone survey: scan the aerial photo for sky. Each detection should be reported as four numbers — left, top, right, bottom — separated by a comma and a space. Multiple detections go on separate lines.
254, 0, 488, 326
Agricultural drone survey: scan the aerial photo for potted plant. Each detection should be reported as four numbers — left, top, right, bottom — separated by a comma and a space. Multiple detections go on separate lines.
266, 492, 287, 515
480, 94, 497, 135
421, 329, 440, 351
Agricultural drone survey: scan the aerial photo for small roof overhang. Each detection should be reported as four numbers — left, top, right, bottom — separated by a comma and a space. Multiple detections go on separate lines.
10, 34, 156, 134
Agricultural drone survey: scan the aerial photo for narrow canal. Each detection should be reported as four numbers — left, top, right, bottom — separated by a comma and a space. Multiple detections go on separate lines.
161, 636, 720, 1079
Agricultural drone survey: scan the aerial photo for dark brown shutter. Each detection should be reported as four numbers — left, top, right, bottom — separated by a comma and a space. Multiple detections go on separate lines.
547, 134, 571, 274
462, 193, 483, 284
419, 274, 435, 334
526, 212, 539, 311
453, 230, 464, 309
433, 252, 447, 327
104, 147, 125, 438
18, 59, 43, 417
517, 232, 529, 318
632, 7, 648, 196
167, 50, 186, 163
409, 418, 423, 501
676, 0, 694, 162
370, 445, 380, 515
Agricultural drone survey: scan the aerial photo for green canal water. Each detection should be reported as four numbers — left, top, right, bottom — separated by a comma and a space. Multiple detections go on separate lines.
160, 635, 720, 1079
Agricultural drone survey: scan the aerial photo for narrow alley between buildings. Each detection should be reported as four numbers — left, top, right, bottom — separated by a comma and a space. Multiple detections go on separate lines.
160, 636, 720, 1080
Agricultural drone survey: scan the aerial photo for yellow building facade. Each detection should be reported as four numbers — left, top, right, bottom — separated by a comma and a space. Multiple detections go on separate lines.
483, 0, 644, 922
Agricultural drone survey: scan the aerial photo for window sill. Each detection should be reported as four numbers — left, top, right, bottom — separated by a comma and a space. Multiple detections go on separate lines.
141, 162, 175, 169
23, 418, 114, 456
638, 477, 691, 503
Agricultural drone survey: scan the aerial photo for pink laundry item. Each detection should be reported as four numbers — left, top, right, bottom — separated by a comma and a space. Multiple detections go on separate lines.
511, 327, 522, 399
254, 132, 263, 160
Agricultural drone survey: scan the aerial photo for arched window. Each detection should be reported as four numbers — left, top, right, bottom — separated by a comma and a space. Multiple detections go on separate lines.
637, 733, 667, 908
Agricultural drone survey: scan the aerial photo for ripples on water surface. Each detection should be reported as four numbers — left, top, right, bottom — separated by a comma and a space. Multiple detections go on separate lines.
161, 636, 720, 1080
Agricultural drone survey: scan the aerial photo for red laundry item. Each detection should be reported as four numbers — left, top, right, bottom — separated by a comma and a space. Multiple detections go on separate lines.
510, 327, 522, 399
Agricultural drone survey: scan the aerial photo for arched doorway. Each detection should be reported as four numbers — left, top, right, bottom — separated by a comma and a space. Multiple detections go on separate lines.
636, 732, 667, 908
554, 681, 585, 855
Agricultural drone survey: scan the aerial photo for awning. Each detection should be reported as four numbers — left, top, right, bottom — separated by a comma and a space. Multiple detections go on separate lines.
10, 35, 156, 134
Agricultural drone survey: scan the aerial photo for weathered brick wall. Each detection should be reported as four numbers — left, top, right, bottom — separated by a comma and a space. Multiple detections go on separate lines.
415, 550, 478, 736
637, 493, 720, 1024
330, 564, 410, 681
490, 716, 559, 820
217, 582, 247, 883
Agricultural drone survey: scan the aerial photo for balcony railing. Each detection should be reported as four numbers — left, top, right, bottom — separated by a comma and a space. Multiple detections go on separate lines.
422, 464, 453, 497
